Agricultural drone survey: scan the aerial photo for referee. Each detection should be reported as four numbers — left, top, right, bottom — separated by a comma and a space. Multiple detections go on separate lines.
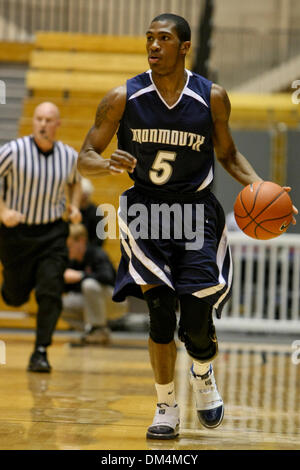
0, 101, 82, 372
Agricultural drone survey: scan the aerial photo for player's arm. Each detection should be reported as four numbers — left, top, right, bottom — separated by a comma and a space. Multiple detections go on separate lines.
211, 84, 297, 223
211, 84, 262, 186
77, 85, 136, 177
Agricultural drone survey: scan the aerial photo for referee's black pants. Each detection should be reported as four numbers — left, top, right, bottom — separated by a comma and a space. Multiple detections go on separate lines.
0, 219, 69, 348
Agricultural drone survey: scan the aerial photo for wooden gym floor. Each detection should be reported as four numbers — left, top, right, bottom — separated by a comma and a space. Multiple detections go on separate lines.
0, 329, 299, 451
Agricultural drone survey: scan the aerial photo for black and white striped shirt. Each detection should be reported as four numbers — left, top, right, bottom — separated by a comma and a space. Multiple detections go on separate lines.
0, 136, 80, 225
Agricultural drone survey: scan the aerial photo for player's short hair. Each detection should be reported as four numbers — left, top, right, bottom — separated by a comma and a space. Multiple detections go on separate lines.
151, 13, 191, 42
68, 223, 88, 240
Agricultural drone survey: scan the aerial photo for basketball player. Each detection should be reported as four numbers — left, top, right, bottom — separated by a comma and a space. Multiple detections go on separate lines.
78, 14, 297, 439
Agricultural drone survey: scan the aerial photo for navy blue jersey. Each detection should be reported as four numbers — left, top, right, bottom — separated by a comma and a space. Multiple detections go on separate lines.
117, 69, 214, 194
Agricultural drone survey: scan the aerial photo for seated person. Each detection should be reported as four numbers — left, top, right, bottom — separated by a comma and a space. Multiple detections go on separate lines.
62, 223, 117, 345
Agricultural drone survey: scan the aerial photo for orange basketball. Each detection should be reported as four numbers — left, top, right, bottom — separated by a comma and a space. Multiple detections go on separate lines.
234, 181, 293, 240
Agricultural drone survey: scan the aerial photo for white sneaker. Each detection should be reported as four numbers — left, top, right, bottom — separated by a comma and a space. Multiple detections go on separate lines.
146, 403, 180, 440
190, 364, 224, 428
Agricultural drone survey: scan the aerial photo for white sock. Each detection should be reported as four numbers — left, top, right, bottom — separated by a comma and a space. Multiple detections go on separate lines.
155, 381, 176, 407
193, 360, 211, 377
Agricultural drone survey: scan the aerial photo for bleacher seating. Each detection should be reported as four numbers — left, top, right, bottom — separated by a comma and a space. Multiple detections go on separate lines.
0, 42, 33, 62
26, 32, 192, 98
229, 93, 300, 128
30, 50, 149, 74
34, 32, 147, 53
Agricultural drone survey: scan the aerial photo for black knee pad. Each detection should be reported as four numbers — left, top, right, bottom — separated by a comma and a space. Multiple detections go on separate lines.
144, 285, 177, 344
178, 294, 218, 362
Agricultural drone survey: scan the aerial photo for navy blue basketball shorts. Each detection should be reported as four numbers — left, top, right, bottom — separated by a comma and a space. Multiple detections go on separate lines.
112, 186, 233, 318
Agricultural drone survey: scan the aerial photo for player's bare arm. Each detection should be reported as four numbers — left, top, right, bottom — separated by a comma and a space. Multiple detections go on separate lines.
211, 84, 297, 223
77, 85, 137, 177
211, 84, 262, 187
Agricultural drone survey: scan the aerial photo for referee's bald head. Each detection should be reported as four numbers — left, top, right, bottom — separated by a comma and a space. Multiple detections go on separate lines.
32, 101, 61, 148
33, 101, 61, 120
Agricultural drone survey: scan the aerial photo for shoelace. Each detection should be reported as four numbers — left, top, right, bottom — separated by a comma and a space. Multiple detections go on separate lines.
152, 404, 179, 426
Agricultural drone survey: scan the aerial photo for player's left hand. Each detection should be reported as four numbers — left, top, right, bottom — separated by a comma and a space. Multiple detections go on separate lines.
109, 149, 137, 174
283, 187, 298, 225
68, 205, 82, 224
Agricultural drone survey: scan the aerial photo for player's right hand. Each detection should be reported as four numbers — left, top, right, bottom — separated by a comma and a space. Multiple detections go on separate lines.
1, 209, 26, 227
283, 186, 298, 225
109, 149, 137, 174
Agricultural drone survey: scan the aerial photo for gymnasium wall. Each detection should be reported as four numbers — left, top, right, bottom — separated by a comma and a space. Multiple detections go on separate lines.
210, 0, 300, 89
1, 0, 300, 90
1, 0, 299, 41
0, 0, 203, 40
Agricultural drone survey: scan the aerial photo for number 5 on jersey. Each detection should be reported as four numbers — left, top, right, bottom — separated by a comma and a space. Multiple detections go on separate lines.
149, 151, 177, 185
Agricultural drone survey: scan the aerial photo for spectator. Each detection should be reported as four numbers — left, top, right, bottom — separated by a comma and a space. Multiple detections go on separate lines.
62, 223, 117, 345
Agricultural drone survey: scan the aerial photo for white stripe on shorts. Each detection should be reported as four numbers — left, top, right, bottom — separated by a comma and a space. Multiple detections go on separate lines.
192, 226, 232, 302
118, 214, 174, 290
120, 234, 147, 285
192, 283, 226, 299
214, 247, 233, 310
